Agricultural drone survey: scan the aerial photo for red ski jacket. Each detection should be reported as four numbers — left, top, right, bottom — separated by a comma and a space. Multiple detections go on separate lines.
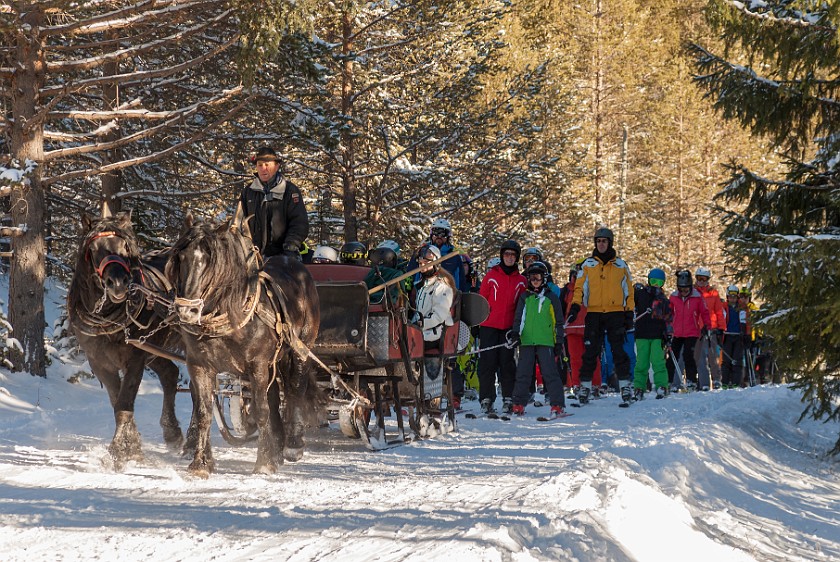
479, 265, 527, 330
696, 284, 726, 330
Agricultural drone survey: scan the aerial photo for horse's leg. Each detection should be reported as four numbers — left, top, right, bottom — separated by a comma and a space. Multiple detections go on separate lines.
249, 361, 282, 474
108, 354, 146, 469
186, 364, 215, 478
182, 378, 200, 458
284, 356, 311, 462
148, 356, 184, 449
267, 374, 286, 463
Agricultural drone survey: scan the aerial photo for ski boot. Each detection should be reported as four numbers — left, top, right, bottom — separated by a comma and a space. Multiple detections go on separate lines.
549, 405, 566, 419
480, 398, 496, 415
655, 386, 668, 399
578, 384, 592, 405
633, 388, 645, 401
620, 384, 633, 406
501, 398, 513, 415
512, 404, 525, 416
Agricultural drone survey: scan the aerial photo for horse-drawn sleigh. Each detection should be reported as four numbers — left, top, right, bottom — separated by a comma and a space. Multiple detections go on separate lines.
69, 211, 487, 476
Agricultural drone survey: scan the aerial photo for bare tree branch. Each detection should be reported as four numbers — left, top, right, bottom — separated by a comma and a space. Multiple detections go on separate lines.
46, 10, 233, 73
44, 86, 244, 160
43, 92, 255, 186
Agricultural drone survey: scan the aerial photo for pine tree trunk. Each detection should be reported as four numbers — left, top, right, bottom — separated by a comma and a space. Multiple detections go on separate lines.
340, 9, 358, 243
9, 6, 47, 377
101, 40, 123, 216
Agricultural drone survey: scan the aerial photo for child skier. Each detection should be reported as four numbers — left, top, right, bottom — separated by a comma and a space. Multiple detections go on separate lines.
632, 268, 673, 400
509, 262, 567, 418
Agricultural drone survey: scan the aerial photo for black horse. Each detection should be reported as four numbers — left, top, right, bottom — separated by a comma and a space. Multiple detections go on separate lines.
166, 216, 321, 477
67, 212, 184, 470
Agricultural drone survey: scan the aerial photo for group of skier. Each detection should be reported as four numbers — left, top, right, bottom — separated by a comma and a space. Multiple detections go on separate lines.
238, 146, 770, 422
300, 222, 769, 420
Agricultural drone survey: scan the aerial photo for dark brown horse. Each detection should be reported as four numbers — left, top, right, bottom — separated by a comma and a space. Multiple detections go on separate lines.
166, 216, 321, 477
67, 212, 184, 470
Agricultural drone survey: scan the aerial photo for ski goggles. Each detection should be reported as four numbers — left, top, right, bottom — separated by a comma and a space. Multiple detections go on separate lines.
430, 227, 450, 238
648, 278, 665, 287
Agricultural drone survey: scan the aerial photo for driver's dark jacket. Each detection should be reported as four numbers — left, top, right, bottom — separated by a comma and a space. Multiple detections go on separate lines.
239, 173, 308, 257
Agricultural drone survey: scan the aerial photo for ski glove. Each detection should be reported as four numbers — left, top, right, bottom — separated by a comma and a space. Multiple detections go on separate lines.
624, 311, 634, 331
566, 303, 581, 325
505, 330, 520, 348
554, 343, 565, 358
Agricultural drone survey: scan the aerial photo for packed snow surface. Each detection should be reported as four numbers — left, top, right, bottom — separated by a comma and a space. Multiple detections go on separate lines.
1, 371, 837, 562
0, 279, 838, 561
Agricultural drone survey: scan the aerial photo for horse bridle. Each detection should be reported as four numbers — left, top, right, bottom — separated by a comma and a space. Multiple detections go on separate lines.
84, 230, 143, 283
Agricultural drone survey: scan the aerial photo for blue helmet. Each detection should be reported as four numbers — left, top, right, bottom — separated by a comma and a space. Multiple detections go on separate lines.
648, 268, 666, 282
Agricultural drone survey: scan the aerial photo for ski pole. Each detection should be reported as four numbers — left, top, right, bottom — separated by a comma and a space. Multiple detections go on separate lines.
667, 345, 684, 390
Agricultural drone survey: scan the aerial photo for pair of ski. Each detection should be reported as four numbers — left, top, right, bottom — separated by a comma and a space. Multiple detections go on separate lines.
463, 411, 573, 422
464, 411, 510, 421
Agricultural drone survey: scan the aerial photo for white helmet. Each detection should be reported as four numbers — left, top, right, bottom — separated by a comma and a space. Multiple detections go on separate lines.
695, 266, 712, 278
431, 218, 452, 234
312, 245, 339, 263
487, 257, 501, 271
377, 239, 401, 255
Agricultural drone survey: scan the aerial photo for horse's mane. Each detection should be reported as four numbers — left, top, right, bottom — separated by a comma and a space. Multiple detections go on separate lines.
168, 220, 254, 327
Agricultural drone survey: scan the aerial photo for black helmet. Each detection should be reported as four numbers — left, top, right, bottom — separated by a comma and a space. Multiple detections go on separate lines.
525, 261, 548, 291
339, 241, 368, 265
594, 227, 614, 244
499, 239, 521, 261
368, 247, 397, 269
525, 261, 549, 277
676, 269, 693, 288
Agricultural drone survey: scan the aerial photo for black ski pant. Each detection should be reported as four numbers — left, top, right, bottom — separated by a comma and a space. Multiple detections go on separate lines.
667, 337, 698, 386
478, 326, 516, 402
514, 346, 565, 409
580, 312, 630, 384
720, 334, 743, 387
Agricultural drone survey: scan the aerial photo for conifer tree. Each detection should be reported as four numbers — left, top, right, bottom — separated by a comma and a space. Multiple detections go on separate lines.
689, 1, 840, 452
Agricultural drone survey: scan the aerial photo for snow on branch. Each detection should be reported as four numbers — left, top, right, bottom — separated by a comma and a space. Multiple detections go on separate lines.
42, 90, 253, 187
44, 0, 171, 36
726, 1, 836, 32
46, 9, 233, 73
44, 0, 221, 36
44, 88, 240, 160
40, 35, 238, 97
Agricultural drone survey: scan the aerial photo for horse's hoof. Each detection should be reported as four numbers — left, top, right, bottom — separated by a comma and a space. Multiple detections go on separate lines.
188, 459, 213, 478
163, 428, 185, 449
283, 447, 304, 462
188, 467, 211, 479
253, 461, 279, 475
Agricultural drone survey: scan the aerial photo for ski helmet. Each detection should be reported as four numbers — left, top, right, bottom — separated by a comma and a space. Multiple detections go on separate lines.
694, 266, 712, 279
368, 247, 398, 269
312, 245, 339, 263
339, 241, 368, 265
377, 239, 401, 256
648, 268, 666, 287
525, 261, 548, 276
418, 244, 442, 276
740, 285, 751, 297
676, 270, 693, 288
487, 257, 501, 271
525, 261, 548, 291
593, 227, 614, 245
430, 218, 452, 238
522, 247, 543, 263
499, 239, 521, 261
726, 285, 740, 297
